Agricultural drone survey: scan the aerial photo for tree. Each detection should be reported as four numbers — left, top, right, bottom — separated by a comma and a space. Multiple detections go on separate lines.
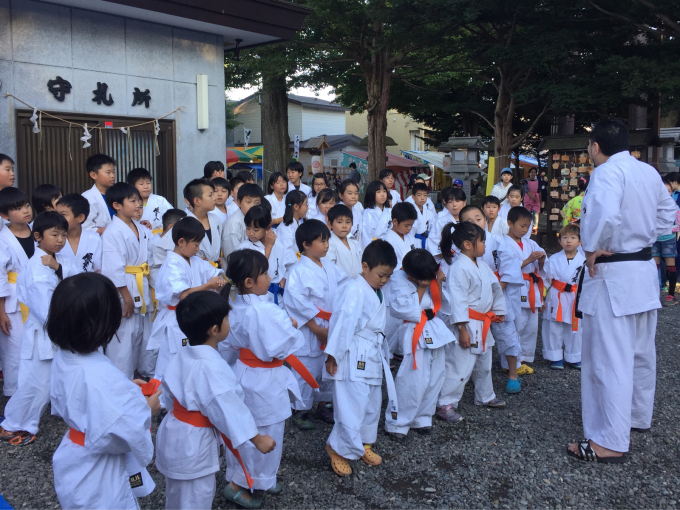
225, 100, 241, 131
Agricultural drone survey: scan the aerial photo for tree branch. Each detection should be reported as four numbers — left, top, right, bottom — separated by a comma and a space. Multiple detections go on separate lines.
469, 110, 495, 130
635, 0, 680, 34
510, 101, 552, 150
588, 1, 667, 38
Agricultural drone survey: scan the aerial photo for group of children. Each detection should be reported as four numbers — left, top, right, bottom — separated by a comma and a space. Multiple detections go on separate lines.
0, 151, 586, 509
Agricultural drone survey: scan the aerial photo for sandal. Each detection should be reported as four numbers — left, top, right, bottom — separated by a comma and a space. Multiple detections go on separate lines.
3, 430, 36, 446
361, 445, 382, 466
222, 483, 262, 509
566, 440, 627, 463
326, 444, 352, 476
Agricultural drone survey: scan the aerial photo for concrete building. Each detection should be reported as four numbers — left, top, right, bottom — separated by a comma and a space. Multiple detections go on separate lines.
0, 0, 308, 204
345, 109, 429, 154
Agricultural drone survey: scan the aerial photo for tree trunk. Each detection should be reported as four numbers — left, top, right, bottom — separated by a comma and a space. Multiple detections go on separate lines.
261, 71, 289, 179
365, 30, 392, 183
493, 75, 514, 176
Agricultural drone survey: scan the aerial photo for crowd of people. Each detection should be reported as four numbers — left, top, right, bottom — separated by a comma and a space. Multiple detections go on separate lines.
0, 119, 676, 509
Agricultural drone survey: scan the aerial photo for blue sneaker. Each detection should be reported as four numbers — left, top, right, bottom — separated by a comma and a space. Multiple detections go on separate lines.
505, 379, 521, 394
569, 361, 581, 370
550, 360, 564, 370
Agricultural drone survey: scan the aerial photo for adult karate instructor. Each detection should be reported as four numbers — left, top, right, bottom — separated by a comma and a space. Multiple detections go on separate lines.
567, 119, 677, 462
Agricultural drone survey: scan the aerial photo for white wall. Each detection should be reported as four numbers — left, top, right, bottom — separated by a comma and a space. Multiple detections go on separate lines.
288, 103, 303, 140
301, 108, 345, 139
233, 99, 261, 144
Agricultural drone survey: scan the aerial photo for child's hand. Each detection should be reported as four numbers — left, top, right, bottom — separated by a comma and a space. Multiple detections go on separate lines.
140, 220, 152, 229
279, 278, 286, 289
0, 310, 11, 336
536, 251, 546, 262
41, 255, 60, 271
290, 317, 298, 329
436, 268, 446, 283
123, 294, 134, 318
96, 227, 106, 236
206, 276, 225, 291
458, 325, 471, 349
325, 355, 338, 376
315, 328, 328, 347
263, 228, 277, 249
145, 388, 162, 416
251, 433, 276, 454
494, 315, 505, 323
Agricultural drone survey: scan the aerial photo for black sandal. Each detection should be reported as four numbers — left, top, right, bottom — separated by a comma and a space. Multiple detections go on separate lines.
566, 440, 627, 463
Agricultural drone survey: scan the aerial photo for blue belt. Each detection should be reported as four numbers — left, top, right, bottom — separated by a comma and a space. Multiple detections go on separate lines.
415, 233, 428, 249
268, 282, 284, 305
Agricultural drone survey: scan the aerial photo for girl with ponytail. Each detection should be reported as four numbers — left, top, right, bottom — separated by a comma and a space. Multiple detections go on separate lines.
278, 190, 308, 258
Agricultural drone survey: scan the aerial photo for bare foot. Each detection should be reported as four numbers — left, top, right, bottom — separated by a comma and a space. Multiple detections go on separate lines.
567, 440, 624, 459
229, 481, 253, 500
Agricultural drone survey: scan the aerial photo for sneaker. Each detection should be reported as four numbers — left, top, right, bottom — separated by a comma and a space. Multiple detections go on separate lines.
436, 404, 463, 424
505, 378, 521, 394
314, 403, 335, 424
414, 426, 432, 435
387, 431, 407, 442
2, 430, 36, 446
292, 413, 315, 431
664, 295, 678, 306
661, 286, 668, 293
485, 398, 506, 408
516, 364, 534, 375
550, 360, 564, 370
569, 361, 582, 370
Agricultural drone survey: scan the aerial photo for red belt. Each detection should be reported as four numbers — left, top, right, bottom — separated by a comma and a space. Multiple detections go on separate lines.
239, 348, 320, 389
316, 308, 331, 349
551, 280, 578, 331
408, 280, 441, 370
468, 309, 502, 352
522, 272, 544, 313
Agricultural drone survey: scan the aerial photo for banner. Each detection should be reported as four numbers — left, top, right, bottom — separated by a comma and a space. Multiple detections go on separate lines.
486, 157, 496, 195
244, 128, 252, 149
293, 135, 300, 160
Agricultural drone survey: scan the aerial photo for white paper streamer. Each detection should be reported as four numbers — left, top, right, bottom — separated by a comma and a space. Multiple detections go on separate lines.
154, 119, 160, 156
120, 127, 127, 134
80, 123, 91, 149
30, 108, 40, 134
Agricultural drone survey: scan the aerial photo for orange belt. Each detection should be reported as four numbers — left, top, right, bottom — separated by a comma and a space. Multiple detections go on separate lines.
239, 348, 320, 389
172, 398, 254, 489
409, 279, 441, 370
316, 309, 331, 350
494, 271, 500, 281
69, 428, 86, 446
468, 309, 502, 352
522, 272, 544, 313
167, 304, 177, 310
551, 280, 579, 331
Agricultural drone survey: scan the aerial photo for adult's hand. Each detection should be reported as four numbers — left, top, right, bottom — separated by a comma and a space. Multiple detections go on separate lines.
585, 250, 613, 277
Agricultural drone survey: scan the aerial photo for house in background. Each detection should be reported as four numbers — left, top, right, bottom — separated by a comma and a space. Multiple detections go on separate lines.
345, 109, 429, 153
291, 133, 363, 175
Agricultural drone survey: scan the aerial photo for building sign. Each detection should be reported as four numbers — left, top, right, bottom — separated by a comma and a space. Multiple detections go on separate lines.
46, 77, 151, 108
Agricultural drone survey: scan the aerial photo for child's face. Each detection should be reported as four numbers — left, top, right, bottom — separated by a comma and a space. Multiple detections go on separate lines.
483, 203, 499, 219
213, 316, 230, 343
90, 163, 116, 190
132, 200, 143, 221
381, 175, 395, 189
134, 178, 152, 200
246, 223, 267, 243
0, 160, 15, 189
501, 173, 513, 184
287, 169, 302, 185
56, 204, 85, 231
294, 198, 309, 219
507, 191, 523, 207
1, 203, 33, 224
559, 233, 581, 253
176, 238, 201, 259
460, 209, 486, 230
193, 185, 215, 212
393, 218, 415, 237
665, 183, 672, 196
331, 216, 352, 238
313, 177, 327, 194
232, 182, 244, 199
303, 236, 329, 259
273, 176, 288, 196
508, 217, 532, 239
319, 198, 335, 216
340, 184, 359, 207
414, 191, 428, 207
362, 263, 394, 290
471, 238, 486, 258
35, 227, 67, 254
239, 195, 261, 216
213, 186, 229, 207
114, 195, 141, 219
375, 188, 388, 207
246, 271, 271, 296
444, 198, 466, 218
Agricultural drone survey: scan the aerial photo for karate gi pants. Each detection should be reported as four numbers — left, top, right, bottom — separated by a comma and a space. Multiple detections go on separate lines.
385, 347, 444, 434
291, 354, 332, 411
328, 378, 382, 460
515, 308, 539, 363
582, 297, 656, 453
492, 320, 522, 371
165, 473, 216, 510
0, 311, 23, 396
106, 312, 152, 380
226, 421, 284, 491
1, 339, 51, 435
438, 343, 495, 408
542, 319, 581, 363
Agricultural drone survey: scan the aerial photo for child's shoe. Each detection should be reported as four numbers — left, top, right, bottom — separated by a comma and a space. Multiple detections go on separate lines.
326, 444, 352, 476
223, 483, 262, 509
361, 445, 382, 466
550, 360, 564, 370
505, 379, 521, 394
516, 364, 534, 375
664, 295, 678, 306
0, 429, 36, 446
265, 483, 282, 495
436, 404, 463, 423
386, 431, 407, 442
569, 361, 581, 370
485, 398, 506, 408
414, 426, 432, 435
292, 412, 315, 430
315, 403, 335, 424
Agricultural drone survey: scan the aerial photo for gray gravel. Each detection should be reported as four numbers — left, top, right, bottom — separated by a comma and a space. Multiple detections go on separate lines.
2, 303, 680, 509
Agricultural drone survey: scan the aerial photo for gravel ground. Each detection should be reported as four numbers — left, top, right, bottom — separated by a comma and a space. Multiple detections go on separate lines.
2, 303, 680, 510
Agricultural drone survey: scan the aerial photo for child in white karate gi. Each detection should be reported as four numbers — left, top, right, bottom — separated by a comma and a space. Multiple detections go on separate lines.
226, 177, 245, 217
265, 172, 288, 227
221, 183, 264, 266
55, 194, 102, 273
284, 220, 349, 429
48, 272, 162, 509
311, 188, 336, 224
437, 221, 507, 424
212, 177, 231, 225
380, 168, 402, 206
385, 249, 452, 439
148, 209, 186, 288
31, 184, 62, 214
482, 196, 509, 236
180, 179, 223, 267
127, 167, 173, 235
286, 161, 312, 197
407, 183, 434, 249
307, 172, 329, 220
542, 224, 585, 370
0, 212, 75, 445
324, 240, 398, 476
220, 250, 311, 505
324, 204, 363, 279
101, 183, 153, 380
338, 180, 363, 241
427, 186, 466, 259
157, 290, 275, 510
384, 202, 418, 268
361, 180, 392, 250
276, 190, 308, 261
81, 154, 117, 234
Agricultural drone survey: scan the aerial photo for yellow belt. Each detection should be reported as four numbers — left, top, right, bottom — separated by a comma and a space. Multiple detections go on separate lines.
151, 228, 163, 236
208, 260, 219, 269
6, 272, 29, 324
125, 263, 150, 314
150, 287, 159, 322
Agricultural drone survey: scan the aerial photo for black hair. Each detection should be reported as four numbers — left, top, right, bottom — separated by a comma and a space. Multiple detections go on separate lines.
47, 273, 122, 354
216, 161, 225, 172
283, 190, 308, 226
295, 219, 330, 253
267, 172, 287, 195
176, 291, 231, 347
126, 167, 152, 186
211, 177, 231, 192
32, 184, 62, 214
162, 208, 186, 231
86, 154, 116, 176
0, 187, 30, 215
223, 249, 269, 295
171, 216, 206, 245
237, 183, 264, 202
577, 174, 590, 192
106, 182, 141, 209
412, 182, 429, 195
183, 178, 214, 208
328, 204, 353, 225
56, 193, 90, 220
507, 184, 524, 198
379, 168, 395, 180
286, 161, 304, 175
349, 162, 357, 169
666, 172, 680, 185
481, 195, 501, 208
244, 204, 271, 229
0, 153, 14, 166
203, 161, 222, 179
316, 188, 336, 207
259, 196, 272, 215
507, 206, 533, 223
402, 249, 438, 281
236, 170, 253, 183
230, 176, 245, 189
363, 180, 391, 209
392, 202, 417, 223
459, 204, 484, 222
362, 239, 397, 270
226, 170, 233, 180
311, 173, 327, 197
441, 186, 466, 204
339, 179, 359, 195
33, 210, 68, 238
589, 118, 630, 156
439, 221, 485, 264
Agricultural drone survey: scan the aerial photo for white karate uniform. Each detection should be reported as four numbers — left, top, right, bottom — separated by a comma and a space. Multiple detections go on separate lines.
0, 227, 29, 396
276, 219, 302, 261
323, 232, 362, 279
265, 193, 286, 222
221, 294, 305, 490
360, 206, 392, 250
487, 217, 509, 236
81, 184, 112, 232
338, 201, 364, 241
156, 345, 260, 509
310, 210, 328, 224
148, 231, 174, 289
284, 256, 348, 409
212, 207, 228, 225
579, 150, 676, 452
226, 200, 239, 217
221, 209, 246, 267
101, 217, 153, 379
287, 181, 312, 197
1, 248, 75, 434
187, 210, 222, 264
323, 276, 394, 460
541, 250, 585, 363
491, 182, 512, 204
405, 195, 436, 218
389, 189, 401, 205
141, 193, 173, 234
384, 229, 416, 269
385, 271, 453, 434
407, 200, 434, 241
439, 255, 505, 408
58, 229, 102, 274
427, 210, 456, 258
51, 350, 154, 510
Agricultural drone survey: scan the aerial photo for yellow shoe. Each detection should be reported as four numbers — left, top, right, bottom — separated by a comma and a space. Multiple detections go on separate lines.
361, 445, 382, 466
326, 444, 352, 476
517, 364, 534, 376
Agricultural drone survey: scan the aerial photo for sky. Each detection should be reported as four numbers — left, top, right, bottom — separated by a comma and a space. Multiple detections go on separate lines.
225, 85, 337, 102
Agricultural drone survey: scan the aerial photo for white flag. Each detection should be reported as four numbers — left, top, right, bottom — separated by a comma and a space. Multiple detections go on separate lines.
244, 128, 252, 149
294, 135, 300, 159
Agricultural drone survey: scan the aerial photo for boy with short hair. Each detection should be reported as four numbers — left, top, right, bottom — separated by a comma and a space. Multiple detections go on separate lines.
32, 184, 62, 214
407, 183, 434, 248
499, 185, 524, 220
426, 186, 466, 259
384, 202, 418, 268
323, 240, 397, 476
220, 183, 264, 265
491, 168, 513, 204
482, 195, 509, 236
542, 224, 585, 369
211, 177, 231, 224
127, 167, 173, 235
0, 154, 16, 191
55, 194, 102, 273
380, 168, 401, 205
324, 204, 362, 279
82, 154, 117, 234
181, 178, 222, 268
149, 208, 186, 288
286, 161, 312, 196
227, 177, 245, 216
203, 160, 225, 180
